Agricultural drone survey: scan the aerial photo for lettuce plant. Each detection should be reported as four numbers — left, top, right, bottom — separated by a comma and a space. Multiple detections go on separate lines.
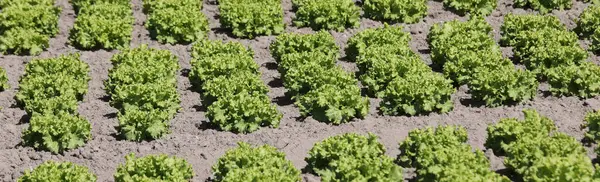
500, 13, 565, 46
346, 25, 411, 61
192, 40, 254, 60
0, 2, 60, 55
577, 5, 600, 35
219, 0, 285, 38
207, 92, 281, 133
16, 54, 90, 114
511, 28, 587, 75
105, 45, 179, 96
468, 61, 538, 107
363, 0, 427, 23
190, 54, 259, 88
293, 0, 360, 31
380, 73, 455, 116
278, 51, 336, 76
107, 45, 180, 141
485, 109, 556, 154
357, 45, 430, 96
115, 153, 194, 182
441, 0, 497, 15
297, 84, 369, 124
0, 67, 9, 91
143, 0, 209, 44
212, 142, 301, 182
69, 2, 134, 50
306, 133, 403, 181
0, 0, 55, 7
513, 0, 572, 14
584, 110, 600, 142
71, 0, 130, 12
398, 126, 509, 181
202, 71, 269, 104
545, 62, 600, 98
428, 18, 501, 85
593, 29, 600, 53
22, 112, 92, 154
18, 161, 96, 182
503, 133, 592, 178
283, 63, 356, 97
270, 31, 339, 62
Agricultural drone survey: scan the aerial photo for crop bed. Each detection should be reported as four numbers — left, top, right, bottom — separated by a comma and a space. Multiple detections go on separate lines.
1, 0, 600, 181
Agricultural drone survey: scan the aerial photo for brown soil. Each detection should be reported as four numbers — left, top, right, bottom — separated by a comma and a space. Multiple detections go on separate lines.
1, 0, 599, 181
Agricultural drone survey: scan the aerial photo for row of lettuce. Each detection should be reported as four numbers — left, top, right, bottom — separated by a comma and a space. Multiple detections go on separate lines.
4, 0, 596, 56
17, 109, 600, 181
9, 12, 600, 149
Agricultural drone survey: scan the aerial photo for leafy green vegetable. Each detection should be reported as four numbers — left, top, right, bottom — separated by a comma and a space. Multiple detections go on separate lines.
584, 110, 600, 142
513, 0, 572, 14
0, 67, 9, 91
293, 0, 360, 31
363, 0, 427, 23
521, 154, 597, 182
192, 39, 254, 59
270, 31, 338, 62
107, 45, 180, 141
504, 133, 591, 177
0, 0, 54, 8
114, 153, 194, 182
22, 112, 92, 154
511, 28, 587, 75
484, 109, 556, 154
577, 5, 600, 35
278, 51, 336, 76
306, 133, 403, 182
398, 125, 467, 167
202, 71, 269, 104
486, 110, 596, 181
468, 61, 538, 107
297, 84, 368, 124
105, 45, 179, 96
357, 45, 430, 97
428, 17, 501, 85
143, 0, 209, 44
545, 62, 600, 98
283, 63, 355, 97
593, 28, 600, 53
212, 142, 301, 182
398, 126, 509, 182
380, 72, 455, 116
190, 54, 259, 88
500, 13, 565, 46
16, 54, 90, 114
441, 0, 497, 15
0, 2, 60, 55
18, 161, 96, 182
69, 2, 133, 50
207, 92, 281, 133
71, 0, 130, 13
346, 25, 411, 61
219, 0, 285, 38
0, 4, 60, 36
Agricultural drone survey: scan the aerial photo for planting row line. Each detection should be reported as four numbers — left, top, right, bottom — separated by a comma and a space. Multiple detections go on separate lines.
105, 45, 181, 141
270, 31, 369, 124
189, 40, 281, 133
17, 109, 600, 181
16, 54, 92, 154
346, 25, 455, 116
5, 0, 595, 56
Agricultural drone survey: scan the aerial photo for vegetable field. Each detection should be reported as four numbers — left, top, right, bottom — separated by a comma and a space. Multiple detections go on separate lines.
1, 0, 600, 181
